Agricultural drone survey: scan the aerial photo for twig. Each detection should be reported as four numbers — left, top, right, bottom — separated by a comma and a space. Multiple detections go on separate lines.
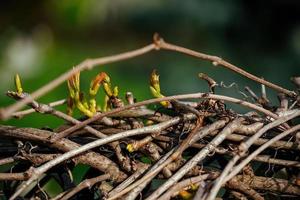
0, 125, 127, 182
157, 174, 211, 200
260, 80, 268, 103
60, 174, 110, 200
252, 155, 300, 168
223, 132, 300, 150
224, 124, 300, 183
229, 191, 248, 200
160, 137, 300, 167
0, 157, 20, 166
207, 110, 300, 200
235, 122, 264, 135
0, 43, 156, 120
291, 76, 300, 89
20, 152, 60, 166
108, 163, 149, 198
145, 118, 244, 200
56, 92, 280, 139
2, 35, 295, 120
153, 34, 296, 97
108, 119, 228, 200
0, 172, 30, 181
245, 86, 259, 101
226, 177, 264, 200
277, 93, 289, 114
122, 148, 177, 200
233, 175, 300, 196
8, 116, 184, 200
12, 99, 66, 118
198, 73, 218, 93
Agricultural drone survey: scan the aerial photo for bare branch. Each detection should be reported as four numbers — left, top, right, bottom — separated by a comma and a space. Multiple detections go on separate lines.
2, 34, 295, 121
154, 34, 296, 97
144, 118, 244, 200
57, 92, 280, 138
207, 109, 300, 200
225, 124, 300, 183
60, 174, 110, 200
0, 43, 156, 120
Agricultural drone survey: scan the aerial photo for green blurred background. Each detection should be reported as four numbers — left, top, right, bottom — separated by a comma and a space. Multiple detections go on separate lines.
1, 0, 300, 128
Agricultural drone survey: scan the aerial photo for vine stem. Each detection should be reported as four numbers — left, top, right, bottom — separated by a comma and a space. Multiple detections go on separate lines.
1, 35, 295, 120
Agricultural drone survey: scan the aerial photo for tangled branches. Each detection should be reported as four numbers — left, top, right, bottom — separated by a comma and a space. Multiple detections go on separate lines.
1, 35, 300, 200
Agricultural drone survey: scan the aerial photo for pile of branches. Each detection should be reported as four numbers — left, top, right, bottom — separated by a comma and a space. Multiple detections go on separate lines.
1, 35, 300, 200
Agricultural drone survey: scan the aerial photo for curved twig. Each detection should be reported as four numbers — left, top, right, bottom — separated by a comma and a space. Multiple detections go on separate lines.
54, 92, 280, 141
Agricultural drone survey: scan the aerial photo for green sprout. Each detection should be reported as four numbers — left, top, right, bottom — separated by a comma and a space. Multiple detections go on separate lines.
149, 69, 170, 107
66, 71, 120, 117
67, 71, 94, 117
89, 72, 110, 114
14, 74, 23, 95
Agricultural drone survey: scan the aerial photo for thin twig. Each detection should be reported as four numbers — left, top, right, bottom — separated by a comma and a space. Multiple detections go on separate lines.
159, 137, 300, 167
145, 118, 244, 200
56, 92, 280, 139
60, 174, 110, 200
225, 124, 300, 183
226, 176, 264, 200
122, 148, 177, 200
8, 116, 184, 200
12, 99, 66, 118
233, 175, 300, 196
153, 34, 296, 97
158, 174, 211, 200
0, 157, 19, 166
0, 125, 127, 183
108, 119, 228, 200
207, 109, 300, 200
108, 164, 149, 198
0, 43, 156, 120
0, 172, 30, 181
2, 35, 295, 120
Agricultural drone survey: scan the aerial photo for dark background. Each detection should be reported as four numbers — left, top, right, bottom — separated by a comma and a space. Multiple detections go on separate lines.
1, 0, 300, 128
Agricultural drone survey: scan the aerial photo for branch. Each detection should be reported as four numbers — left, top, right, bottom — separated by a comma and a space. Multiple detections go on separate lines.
57, 92, 280, 139
0, 43, 156, 120
59, 174, 110, 200
0, 125, 127, 182
233, 175, 300, 196
207, 109, 300, 200
154, 34, 296, 97
107, 119, 230, 200
144, 118, 245, 200
8, 116, 184, 199
12, 99, 66, 118
2, 34, 295, 120
157, 174, 212, 200
226, 177, 264, 200
225, 124, 300, 183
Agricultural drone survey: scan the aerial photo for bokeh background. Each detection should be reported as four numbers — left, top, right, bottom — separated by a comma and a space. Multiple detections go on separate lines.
1, 0, 300, 128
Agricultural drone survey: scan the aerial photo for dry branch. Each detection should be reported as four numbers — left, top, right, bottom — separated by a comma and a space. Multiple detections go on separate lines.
1, 35, 299, 200
1, 35, 295, 120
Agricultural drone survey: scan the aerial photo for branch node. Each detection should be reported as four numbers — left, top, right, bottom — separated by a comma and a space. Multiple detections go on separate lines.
153, 33, 164, 50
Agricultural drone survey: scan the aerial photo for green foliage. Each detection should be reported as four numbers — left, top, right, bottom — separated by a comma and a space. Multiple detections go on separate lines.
71, 164, 91, 185
42, 178, 63, 198
140, 156, 152, 164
